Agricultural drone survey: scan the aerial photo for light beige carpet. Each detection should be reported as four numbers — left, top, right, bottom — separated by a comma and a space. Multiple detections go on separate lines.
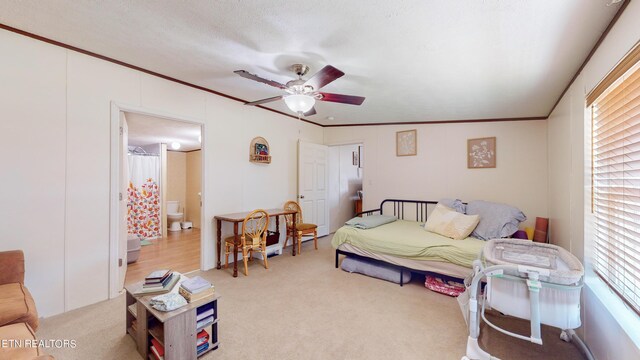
37, 235, 584, 360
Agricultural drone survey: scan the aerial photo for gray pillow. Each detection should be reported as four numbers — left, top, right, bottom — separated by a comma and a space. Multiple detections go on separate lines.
466, 200, 526, 240
438, 198, 466, 213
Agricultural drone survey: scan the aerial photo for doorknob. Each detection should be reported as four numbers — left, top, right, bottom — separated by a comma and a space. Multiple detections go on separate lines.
299, 195, 305, 199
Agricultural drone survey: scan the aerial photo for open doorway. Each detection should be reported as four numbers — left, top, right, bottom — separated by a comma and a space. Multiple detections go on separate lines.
120, 111, 203, 286
328, 143, 363, 233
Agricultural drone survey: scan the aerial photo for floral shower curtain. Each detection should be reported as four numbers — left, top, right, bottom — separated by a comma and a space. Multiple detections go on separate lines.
127, 155, 161, 239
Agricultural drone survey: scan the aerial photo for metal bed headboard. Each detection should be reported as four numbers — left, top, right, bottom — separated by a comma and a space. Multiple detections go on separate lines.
357, 199, 440, 223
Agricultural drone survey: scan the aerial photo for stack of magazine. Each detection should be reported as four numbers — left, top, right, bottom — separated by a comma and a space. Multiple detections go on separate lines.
135, 270, 179, 296
178, 276, 214, 303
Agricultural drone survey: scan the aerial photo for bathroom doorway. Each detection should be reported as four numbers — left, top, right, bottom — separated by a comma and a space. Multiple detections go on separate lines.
113, 107, 204, 289
328, 143, 364, 234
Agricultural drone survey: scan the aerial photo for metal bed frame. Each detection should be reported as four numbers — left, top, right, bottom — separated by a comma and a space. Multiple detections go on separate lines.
334, 199, 467, 286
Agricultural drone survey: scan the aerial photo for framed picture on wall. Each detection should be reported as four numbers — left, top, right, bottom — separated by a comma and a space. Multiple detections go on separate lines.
352, 151, 359, 166
467, 137, 496, 168
396, 129, 417, 156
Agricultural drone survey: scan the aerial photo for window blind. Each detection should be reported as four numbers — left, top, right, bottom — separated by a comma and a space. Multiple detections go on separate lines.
592, 58, 640, 316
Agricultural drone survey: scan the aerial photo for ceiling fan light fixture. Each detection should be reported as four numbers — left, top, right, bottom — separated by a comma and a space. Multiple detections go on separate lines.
284, 94, 315, 114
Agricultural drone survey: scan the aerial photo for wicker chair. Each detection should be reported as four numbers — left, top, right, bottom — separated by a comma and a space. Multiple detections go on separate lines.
224, 209, 270, 276
283, 201, 318, 254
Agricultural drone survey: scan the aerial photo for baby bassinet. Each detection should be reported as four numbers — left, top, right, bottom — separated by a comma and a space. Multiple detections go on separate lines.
483, 239, 584, 330
460, 239, 590, 360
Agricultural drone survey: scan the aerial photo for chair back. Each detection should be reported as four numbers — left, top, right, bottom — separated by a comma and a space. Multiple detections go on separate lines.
242, 209, 269, 247
284, 200, 303, 227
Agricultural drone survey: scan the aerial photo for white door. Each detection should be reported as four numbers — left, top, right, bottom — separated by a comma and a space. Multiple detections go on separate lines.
118, 113, 129, 289
298, 141, 329, 237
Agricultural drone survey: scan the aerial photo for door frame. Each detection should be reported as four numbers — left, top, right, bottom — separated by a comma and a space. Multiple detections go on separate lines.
109, 101, 206, 298
327, 141, 364, 234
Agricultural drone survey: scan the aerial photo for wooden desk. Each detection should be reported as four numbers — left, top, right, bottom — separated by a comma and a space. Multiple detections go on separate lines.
214, 208, 297, 277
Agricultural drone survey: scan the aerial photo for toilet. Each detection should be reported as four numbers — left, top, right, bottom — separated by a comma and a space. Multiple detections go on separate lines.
167, 201, 183, 232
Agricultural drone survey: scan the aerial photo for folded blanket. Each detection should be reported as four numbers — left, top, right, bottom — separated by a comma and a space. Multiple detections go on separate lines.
345, 215, 397, 229
150, 293, 187, 312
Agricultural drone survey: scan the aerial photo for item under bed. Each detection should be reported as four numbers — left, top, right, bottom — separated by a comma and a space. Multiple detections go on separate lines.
337, 243, 476, 279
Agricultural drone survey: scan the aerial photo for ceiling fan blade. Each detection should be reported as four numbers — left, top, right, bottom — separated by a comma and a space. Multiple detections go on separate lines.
303, 107, 317, 116
234, 70, 287, 89
244, 95, 283, 106
304, 65, 345, 90
318, 92, 366, 105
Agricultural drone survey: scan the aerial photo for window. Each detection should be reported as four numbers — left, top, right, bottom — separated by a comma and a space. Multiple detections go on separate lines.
590, 43, 640, 315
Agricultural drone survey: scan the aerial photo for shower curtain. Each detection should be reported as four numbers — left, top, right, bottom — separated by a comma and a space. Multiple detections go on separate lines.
127, 155, 161, 239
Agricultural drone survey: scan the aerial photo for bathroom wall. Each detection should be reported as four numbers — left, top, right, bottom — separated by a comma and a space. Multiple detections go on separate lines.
166, 151, 187, 217
186, 150, 202, 228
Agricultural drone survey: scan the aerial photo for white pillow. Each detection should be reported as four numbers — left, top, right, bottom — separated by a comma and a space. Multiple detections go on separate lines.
425, 204, 480, 240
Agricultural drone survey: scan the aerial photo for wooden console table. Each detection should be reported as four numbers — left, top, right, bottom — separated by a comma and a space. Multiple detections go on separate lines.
214, 208, 298, 277
125, 276, 220, 359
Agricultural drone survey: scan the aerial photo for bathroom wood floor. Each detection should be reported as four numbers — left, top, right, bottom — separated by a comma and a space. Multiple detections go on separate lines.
125, 228, 201, 285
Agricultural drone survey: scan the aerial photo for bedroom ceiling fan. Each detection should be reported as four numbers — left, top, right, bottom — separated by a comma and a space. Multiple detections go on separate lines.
233, 64, 365, 116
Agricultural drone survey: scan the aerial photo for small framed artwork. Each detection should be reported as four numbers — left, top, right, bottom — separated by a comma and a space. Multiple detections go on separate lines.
249, 136, 271, 164
352, 151, 359, 166
396, 129, 417, 156
255, 143, 269, 155
467, 137, 496, 168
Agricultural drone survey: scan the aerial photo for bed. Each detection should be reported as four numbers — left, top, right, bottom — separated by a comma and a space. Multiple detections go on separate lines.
333, 199, 486, 282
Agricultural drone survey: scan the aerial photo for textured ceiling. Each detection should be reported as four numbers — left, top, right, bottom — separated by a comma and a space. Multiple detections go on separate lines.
125, 112, 202, 152
0, 1, 620, 125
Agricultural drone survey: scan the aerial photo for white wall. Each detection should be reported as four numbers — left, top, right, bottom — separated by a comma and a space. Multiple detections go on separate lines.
329, 144, 363, 233
547, 1, 640, 358
0, 33, 67, 316
324, 120, 548, 228
0, 29, 323, 317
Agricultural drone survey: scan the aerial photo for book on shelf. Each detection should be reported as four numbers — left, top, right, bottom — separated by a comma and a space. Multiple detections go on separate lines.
197, 342, 209, 356
150, 345, 164, 360
134, 274, 179, 296
150, 338, 164, 360
178, 286, 214, 303
127, 303, 137, 317
196, 308, 214, 322
196, 315, 214, 330
196, 329, 210, 347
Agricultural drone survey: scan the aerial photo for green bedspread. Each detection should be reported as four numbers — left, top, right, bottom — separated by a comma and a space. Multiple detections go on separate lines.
332, 219, 486, 268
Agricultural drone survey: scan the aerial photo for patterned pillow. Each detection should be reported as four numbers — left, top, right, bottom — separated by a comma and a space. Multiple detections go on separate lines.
425, 204, 480, 240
